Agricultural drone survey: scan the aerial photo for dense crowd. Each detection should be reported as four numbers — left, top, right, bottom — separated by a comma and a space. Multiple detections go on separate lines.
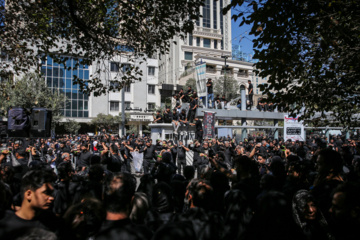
0, 132, 360, 240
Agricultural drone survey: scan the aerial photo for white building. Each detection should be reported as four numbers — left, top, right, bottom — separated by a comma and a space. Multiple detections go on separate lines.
158, 0, 254, 102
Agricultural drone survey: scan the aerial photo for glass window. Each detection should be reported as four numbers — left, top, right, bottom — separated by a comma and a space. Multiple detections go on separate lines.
184, 52, 193, 60
148, 103, 155, 110
148, 66, 155, 76
78, 111, 83, 118
124, 84, 131, 93
122, 63, 131, 72
84, 101, 88, 110
202, 0, 211, 28
203, 38, 211, 48
214, 40, 217, 49
72, 111, 78, 118
148, 85, 155, 94
84, 111, 89, 118
110, 62, 119, 72
125, 101, 131, 109
110, 101, 119, 111
213, 0, 217, 29
197, 37, 200, 47
189, 33, 193, 46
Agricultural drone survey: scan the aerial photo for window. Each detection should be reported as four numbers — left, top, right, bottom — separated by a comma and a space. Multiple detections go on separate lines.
148, 66, 155, 76
122, 63, 131, 72
189, 33, 193, 46
148, 103, 155, 110
110, 81, 120, 90
42, 56, 89, 118
197, 37, 200, 47
148, 84, 155, 94
213, 0, 217, 29
124, 84, 131, 92
110, 101, 119, 111
202, 0, 211, 28
110, 62, 119, 72
214, 40, 217, 49
256, 78, 258, 82
203, 38, 211, 48
125, 101, 131, 109
184, 52, 193, 60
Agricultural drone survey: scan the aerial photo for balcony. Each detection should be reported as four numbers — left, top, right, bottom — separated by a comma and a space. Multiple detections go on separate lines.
193, 27, 222, 40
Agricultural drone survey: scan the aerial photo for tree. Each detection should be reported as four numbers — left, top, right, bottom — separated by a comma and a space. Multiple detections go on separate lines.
213, 76, 239, 100
90, 113, 122, 133
62, 119, 81, 135
0, 73, 65, 127
185, 78, 197, 91
225, 0, 360, 127
1, 0, 204, 96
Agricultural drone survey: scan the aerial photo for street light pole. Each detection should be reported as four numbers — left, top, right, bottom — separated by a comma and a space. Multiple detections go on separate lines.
221, 56, 228, 98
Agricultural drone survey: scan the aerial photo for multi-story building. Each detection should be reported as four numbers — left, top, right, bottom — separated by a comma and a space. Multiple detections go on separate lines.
158, 0, 254, 102
39, 54, 160, 135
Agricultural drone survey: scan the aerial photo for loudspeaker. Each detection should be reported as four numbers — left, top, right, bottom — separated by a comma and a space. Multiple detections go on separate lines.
7, 107, 30, 137
30, 108, 52, 138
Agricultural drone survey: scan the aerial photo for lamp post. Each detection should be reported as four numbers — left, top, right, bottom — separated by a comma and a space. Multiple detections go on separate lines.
221, 56, 228, 99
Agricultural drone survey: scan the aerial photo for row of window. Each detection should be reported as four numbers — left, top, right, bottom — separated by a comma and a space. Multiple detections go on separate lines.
109, 102, 156, 111
187, 36, 217, 49
110, 62, 156, 76
109, 82, 156, 94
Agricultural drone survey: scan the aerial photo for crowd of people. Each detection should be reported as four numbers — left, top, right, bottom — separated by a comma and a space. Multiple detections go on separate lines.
0, 132, 360, 240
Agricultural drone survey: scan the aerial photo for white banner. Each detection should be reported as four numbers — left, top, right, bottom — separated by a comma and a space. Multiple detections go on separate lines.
284, 115, 305, 141
195, 63, 207, 97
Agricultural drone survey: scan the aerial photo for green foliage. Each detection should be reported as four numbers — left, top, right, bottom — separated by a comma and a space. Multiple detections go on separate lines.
225, 0, 360, 127
90, 113, 122, 132
185, 78, 197, 91
0, 73, 64, 127
127, 125, 138, 136
213, 76, 239, 100
1, 0, 204, 96
62, 119, 81, 134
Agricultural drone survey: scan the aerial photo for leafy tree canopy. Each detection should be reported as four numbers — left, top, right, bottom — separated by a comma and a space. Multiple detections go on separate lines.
185, 78, 196, 91
213, 76, 239, 100
225, 0, 360, 127
0, 73, 64, 126
91, 113, 122, 132
62, 119, 81, 135
1, 0, 203, 95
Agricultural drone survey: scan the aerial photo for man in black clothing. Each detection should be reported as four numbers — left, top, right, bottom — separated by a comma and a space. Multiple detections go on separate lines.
185, 86, 193, 103
77, 143, 92, 171
188, 96, 198, 123
163, 107, 173, 123
220, 95, 227, 109
190, 117, 203, 143
176, 140, 189, 174
96, 172, 152, 240
153, 110, 163, 123
0, 169, 60, 240
139, 141, 157, 174
207, 78, 214, 108
214, 94, 221, 109
179, 88, 186, 103
173, 94, 181, 113
101, 143, 122, 173
248, 80, 253, 108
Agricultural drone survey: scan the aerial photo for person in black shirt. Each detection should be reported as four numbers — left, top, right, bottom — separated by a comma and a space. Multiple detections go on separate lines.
163, 107, 173, 123
207, 78, 214, 108
139, 141, 157, 174
188, 96, 198, 123
221, 95, 227, 109
101, 143, 122, 173
77, 143, 92, 171
190, 117, 203, 143
177, 140, 189, 174
248, 80, 253, 109
153, 110, 163, 123
185, 86, 193, 103
0, 169, 60, 240
237, 98, 242, 110
179, 88, 186, 103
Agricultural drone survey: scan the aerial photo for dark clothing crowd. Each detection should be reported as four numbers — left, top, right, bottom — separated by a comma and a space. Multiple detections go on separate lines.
0, 133, 360, 240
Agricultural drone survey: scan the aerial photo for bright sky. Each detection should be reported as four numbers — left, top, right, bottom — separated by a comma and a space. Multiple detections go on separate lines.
230, 6, 255, 55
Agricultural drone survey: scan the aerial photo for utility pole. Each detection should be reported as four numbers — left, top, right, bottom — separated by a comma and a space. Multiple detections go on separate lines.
221, 55, 228, 98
